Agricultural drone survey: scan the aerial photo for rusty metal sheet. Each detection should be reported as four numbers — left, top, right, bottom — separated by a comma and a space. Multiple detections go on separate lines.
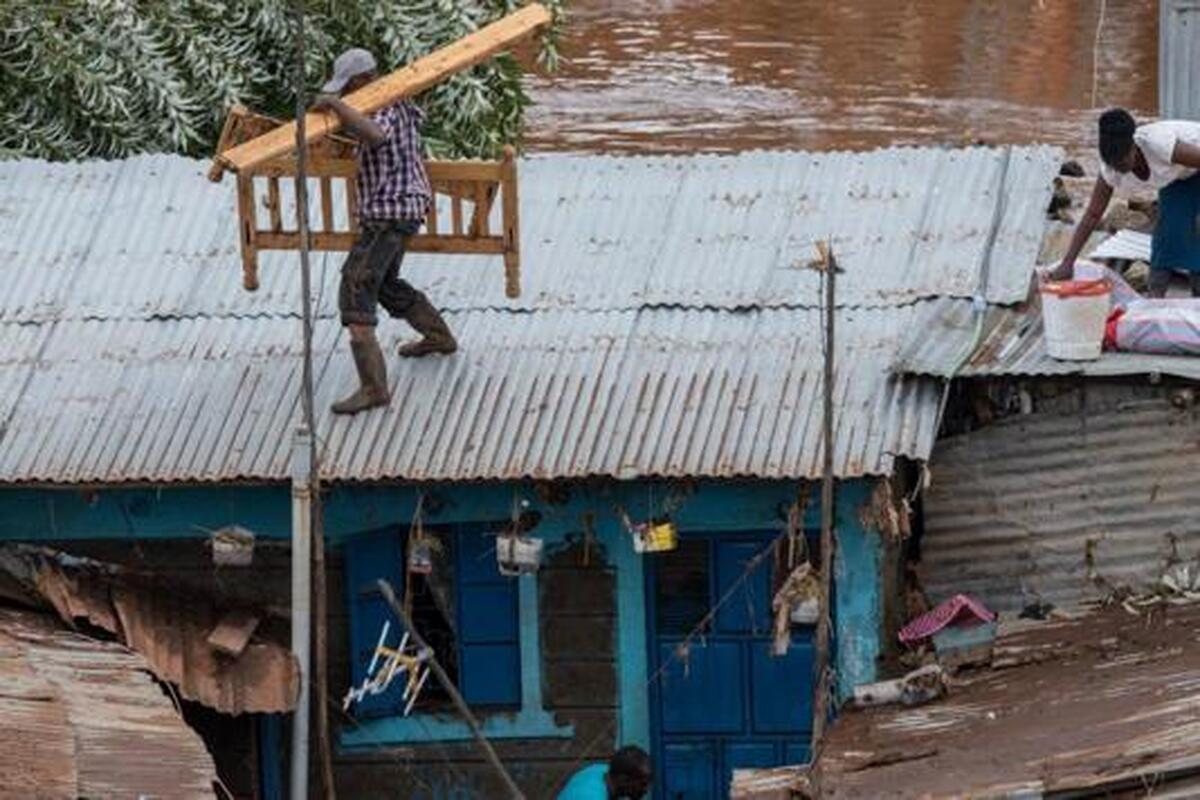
0, 607, 216, 799
743, 604, 1200, 798
920, 384, 1200, 613
12, 549, 299, 715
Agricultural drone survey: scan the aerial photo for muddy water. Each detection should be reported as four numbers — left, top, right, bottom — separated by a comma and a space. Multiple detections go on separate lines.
524, 0, 1158, 153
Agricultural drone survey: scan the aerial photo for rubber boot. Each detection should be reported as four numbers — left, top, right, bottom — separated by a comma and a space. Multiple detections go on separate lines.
398, 295, 458, 358
331, 336, 390, 415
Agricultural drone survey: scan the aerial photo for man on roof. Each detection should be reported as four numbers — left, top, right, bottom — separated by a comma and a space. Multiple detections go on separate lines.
1049, 109, 1200, 297
314, 48, 457, 416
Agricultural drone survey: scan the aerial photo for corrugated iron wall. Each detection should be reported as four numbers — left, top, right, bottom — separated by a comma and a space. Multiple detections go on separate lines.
921, 381, 1200, 613
1160, 0, 1200, 120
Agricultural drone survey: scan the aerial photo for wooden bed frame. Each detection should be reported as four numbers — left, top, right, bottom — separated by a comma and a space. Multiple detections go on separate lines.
210, 106, 521, 297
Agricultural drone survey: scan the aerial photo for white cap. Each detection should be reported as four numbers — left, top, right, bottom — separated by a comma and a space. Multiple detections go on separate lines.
322, 48, 377, 93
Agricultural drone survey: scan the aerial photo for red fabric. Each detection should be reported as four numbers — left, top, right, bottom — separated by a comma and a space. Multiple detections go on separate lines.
1104, 307, 1126, 351
899, 593, 995, 644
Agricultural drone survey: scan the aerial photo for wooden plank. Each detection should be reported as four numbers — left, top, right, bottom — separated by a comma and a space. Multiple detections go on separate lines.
257, 231, 358, 250
320, 177, 334, 232
207, 609, 262, 658
426, 161, 506, 182
236, 176, 260, 291
255, 231, 505, 254
346, 182, 359, 233
251, 157, 357, 179
471, 181, 491, 237
426, 193, 439, 235
501, 145, 521, 298
451, 196, 464, 236
432, 177, 499, 201
409, 234, 505, 254
266, 178, 282, 232
217, 4, 552, 174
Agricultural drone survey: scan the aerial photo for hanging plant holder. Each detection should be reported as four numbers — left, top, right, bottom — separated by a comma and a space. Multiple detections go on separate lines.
496, 534, 543, 576
632, 517, 678, 554
408, 538, 434, 575
211, 525, 255, 566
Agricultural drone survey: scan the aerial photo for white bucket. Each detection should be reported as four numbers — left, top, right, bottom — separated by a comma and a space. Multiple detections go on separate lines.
1041, 279, 1112, 361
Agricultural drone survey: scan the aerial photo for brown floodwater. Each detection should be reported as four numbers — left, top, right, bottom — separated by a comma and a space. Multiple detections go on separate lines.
523, 0, 1159, 154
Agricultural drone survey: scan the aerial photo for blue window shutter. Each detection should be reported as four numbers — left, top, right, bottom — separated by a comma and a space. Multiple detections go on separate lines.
345, 529, 406, 718
455, 531, 521, 707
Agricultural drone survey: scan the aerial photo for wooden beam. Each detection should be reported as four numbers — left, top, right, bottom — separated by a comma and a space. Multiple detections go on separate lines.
501, 145, 521, 298
217, 4, 552, 174
207, 609, 261, 658
236, 175, 260, 291
256, 230, 506, 254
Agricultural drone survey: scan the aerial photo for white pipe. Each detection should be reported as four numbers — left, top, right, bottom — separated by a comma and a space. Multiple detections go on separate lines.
290, 427, 313, 800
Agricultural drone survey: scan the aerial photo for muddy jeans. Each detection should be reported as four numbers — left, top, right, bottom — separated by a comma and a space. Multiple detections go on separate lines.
338, 218, 424, 326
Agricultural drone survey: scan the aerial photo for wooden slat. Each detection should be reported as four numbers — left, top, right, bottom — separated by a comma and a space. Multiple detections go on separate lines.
500, 145, 521, 298
426, 161, 506, 182
236, 176, 260, 291
217, 4, 552, 173
346, 181, 359, 233
255, 231, 505, 254
251, 157, 357, 179
432, 177, 498, 201
410, 234, 506, 254
266, 178, 282, 232
426, 193, 438, 235
470, 182, 491, 237
320, 177, 334, 232
451, 196, 463, 236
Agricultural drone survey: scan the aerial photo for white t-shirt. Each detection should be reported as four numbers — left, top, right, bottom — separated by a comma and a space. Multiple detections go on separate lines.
1100, 120, 1200, 194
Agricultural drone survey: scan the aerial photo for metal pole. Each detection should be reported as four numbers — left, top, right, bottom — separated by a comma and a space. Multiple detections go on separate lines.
811, 246, 837, 751
290, 428, 313, 799
377, 580, 526, 800
290, 4, 319, 799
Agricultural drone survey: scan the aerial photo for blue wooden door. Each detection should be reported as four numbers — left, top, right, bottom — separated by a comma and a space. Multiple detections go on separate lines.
647, 534, 814, 799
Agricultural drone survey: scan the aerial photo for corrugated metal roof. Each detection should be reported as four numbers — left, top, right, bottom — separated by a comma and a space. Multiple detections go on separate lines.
1161, 0, 1200, 121
893, 296, 1200, 381
920, 385, 1200, 613
765, 604, 1200, 798
0, 147, 1061, 323
0, 607, 217, 799
0, 306, 940, 483
0, 146, 1063, 484
1089, 229, 1152, 262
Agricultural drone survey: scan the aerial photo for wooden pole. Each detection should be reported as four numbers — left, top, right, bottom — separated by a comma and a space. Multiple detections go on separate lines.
810, 244, 837, 754
216, 4, 552, 174
377, 580, 526, 800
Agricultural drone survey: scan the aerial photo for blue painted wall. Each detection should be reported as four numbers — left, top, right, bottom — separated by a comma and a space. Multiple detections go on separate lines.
0, 477, 887, 747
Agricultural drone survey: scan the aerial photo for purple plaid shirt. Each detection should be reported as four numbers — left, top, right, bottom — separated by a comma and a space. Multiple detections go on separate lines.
356, 101, 431, 222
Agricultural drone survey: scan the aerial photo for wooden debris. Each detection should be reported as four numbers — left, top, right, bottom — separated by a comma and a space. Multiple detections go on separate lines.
206, 609, 262, 658
214, 4, 552, 175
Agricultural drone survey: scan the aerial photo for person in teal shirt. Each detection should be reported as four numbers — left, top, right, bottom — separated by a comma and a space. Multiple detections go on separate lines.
558, 746, 653, 799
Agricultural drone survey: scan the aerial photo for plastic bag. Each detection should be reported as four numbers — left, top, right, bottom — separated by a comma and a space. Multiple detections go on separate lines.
1105, 298, 1200, 356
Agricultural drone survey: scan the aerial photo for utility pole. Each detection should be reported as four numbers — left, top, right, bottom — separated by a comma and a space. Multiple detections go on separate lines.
289, 4, 322, 799
810, 243, 837, 752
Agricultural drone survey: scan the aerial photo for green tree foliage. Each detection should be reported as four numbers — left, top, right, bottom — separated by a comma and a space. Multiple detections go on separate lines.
0, 1, 563, 161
